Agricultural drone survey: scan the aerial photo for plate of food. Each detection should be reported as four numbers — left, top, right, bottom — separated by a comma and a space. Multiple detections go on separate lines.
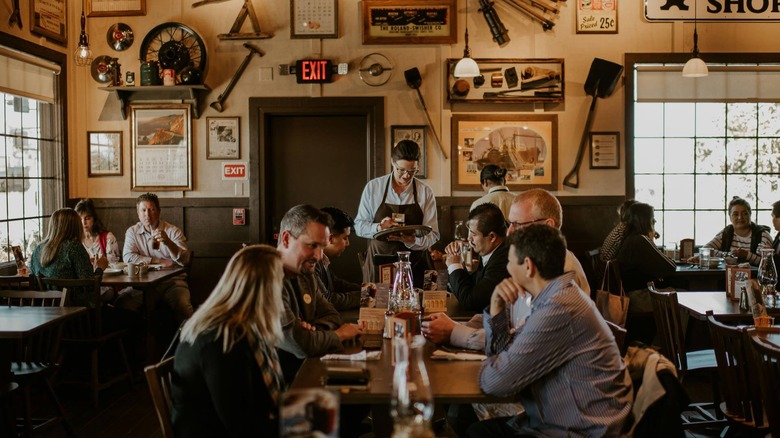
103, 268, 124, 276
373, 225, 433, 242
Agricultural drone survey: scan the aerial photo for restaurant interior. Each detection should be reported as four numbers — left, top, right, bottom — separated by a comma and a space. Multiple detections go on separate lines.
2, 0, 780, 436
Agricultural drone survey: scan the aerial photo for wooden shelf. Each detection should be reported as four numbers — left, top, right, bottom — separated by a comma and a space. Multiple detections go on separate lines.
99, 85, 211, 119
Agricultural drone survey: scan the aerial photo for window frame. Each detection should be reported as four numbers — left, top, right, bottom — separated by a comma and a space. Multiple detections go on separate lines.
0, 33, 68, 270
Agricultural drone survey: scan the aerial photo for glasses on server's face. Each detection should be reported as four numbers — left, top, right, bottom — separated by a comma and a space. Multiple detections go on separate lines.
394, 164, 419, 176
508, 218, 548, 230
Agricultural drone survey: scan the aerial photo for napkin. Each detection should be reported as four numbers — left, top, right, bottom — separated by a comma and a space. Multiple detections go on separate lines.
430, 349, 486, 361
320, 350, 382, 361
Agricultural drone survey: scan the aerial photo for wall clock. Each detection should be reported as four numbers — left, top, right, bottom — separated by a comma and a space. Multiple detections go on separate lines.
140, 22, 208, 78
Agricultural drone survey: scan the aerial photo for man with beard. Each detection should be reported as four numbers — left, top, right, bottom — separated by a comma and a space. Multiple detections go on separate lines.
276, 204, 363, 381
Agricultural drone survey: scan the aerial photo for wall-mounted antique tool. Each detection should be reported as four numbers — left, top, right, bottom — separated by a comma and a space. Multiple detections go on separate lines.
91, 55, 115, 83
210, 43, 264, 112
358, 53, 393, 87
193, 0, 272, 40
8, 0, 22, 29
502, 0, 557, 30
404, 67, 447, 159
479, 0, 510, 46
107, 23, 134, 51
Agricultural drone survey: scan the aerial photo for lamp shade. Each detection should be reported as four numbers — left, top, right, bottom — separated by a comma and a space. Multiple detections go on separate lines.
453, 57, 480, 78
682, 56, 708, 78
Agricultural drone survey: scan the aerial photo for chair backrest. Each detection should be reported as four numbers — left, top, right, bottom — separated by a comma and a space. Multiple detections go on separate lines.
0, 288, 69, 364
747, 326, 780, 437
647, 282, 689, 372
706, 312, 766, 427
588, 248, 606, 293
0, 289, 68, 307
37, 276, 103, 335
605, 319, 628, 356
144, 357, 175, 438
0, 274, 36, 291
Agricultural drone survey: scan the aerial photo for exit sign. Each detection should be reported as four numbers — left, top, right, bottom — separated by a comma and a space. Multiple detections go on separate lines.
295, 59, 333, 84
222, 162, 248, 181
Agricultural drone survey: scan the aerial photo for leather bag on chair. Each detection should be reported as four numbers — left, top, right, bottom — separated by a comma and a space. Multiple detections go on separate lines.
595, 260, 630, 327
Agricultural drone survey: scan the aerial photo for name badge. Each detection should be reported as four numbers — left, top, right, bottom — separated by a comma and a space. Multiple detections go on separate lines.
392, 213, 405, 225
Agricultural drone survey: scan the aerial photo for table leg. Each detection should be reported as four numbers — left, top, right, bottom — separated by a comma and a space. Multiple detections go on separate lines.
142, 287, 158, 364
370, 404, 393, 437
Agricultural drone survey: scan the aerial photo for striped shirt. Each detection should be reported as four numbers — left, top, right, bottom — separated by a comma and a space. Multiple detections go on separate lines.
479, 272, 633, 437
705, 227, 772, 266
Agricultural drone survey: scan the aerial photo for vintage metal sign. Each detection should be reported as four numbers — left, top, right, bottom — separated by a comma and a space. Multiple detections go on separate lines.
645, 0, 780, 20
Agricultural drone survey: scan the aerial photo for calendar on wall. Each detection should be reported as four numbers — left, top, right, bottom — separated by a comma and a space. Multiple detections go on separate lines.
290, 0, 339, 38
130, 105, 192, 191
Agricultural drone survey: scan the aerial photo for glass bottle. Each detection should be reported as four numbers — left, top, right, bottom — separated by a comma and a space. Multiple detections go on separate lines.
391, 335, 434, 438
454, 220, 472, 267
390, 251, 418, 313
757, 247, 777, 308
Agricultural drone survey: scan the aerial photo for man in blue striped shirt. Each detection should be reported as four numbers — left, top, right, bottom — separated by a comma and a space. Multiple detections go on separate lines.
469, 224, 633, 437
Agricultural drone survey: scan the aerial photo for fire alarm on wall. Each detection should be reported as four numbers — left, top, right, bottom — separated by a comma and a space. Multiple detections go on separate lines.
233, 208, 246, 226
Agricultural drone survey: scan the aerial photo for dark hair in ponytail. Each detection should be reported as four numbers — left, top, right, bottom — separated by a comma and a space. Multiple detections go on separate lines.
479, 165, 508, 185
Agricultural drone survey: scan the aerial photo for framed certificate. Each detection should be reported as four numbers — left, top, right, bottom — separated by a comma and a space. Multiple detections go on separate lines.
87, 0, 146, 17
589, 132, 620, 169
291, 0, 339, 39
361, 0, 457, 45
31, 0, 67, 44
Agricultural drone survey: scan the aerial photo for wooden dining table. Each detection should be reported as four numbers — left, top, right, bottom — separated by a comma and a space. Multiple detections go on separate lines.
101, 266, 186, 362
676, 291, 780, 322
668, 263, 757, 291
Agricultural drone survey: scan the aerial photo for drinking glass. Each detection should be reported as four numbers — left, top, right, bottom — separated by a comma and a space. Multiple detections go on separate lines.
699, 247, 711, 269
454, 220, 471, 265
758, 248, 777, 308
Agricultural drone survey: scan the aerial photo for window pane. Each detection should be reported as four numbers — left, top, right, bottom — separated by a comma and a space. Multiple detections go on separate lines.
696, 103, 726, 137
664, 138, 694, 173
757, 138, 780, 173
757, 175, 780, 210
664, 174, 694, 209
696, 211, 726, 246
726, 138, 757, 173
635, 103, 664, 137
727, 103, 758, 137
662, 210, 694, 243
665, 103, 696, 137
635, 138, 664, 173
758, 103, 780, 136
727, 175, 757, 204
636, 174, 664, 207
696, 138, 726, 174
695, 175, 726, 209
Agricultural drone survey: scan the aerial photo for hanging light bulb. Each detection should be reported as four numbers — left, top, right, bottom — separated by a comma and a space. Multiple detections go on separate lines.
454, 0, 480, 78
682, 0, 708, 78
73, 5, 93, 67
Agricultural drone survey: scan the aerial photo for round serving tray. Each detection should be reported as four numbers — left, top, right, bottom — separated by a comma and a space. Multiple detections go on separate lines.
373, 225, 432, 242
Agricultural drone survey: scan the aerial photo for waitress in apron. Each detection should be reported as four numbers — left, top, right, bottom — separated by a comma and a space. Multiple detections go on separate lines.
355, 140, 440, 287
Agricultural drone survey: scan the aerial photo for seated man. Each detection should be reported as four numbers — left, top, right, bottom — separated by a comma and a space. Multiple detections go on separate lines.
275, 204, 363, 381
123, 192, 192, 322
469, 224, 632, 437
445, 203, 510, 311
315, 207, 373, 311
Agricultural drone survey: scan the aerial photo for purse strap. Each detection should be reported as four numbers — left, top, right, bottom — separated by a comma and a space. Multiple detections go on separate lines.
600, 260, 626, 297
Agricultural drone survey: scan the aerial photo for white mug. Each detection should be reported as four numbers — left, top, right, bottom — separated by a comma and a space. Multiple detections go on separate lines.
127, 262, 140, 277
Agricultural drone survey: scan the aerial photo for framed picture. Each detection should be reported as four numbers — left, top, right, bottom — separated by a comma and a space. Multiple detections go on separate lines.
451, 114, 558, 191
130, 104, 192, 191
446, 58, 564, 104
361, 0, 457, 45
290, 0, 339, 39
87, 0, 146, 17
391, 125, 427, 179
88, 131, 123, 176
207, 117, 240, 160
31, 0, 67, 44
576, 0, 617, 33
589, 132, 620, 169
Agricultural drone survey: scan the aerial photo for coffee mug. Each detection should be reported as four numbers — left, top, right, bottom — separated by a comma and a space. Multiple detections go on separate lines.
127, 262, 140, 277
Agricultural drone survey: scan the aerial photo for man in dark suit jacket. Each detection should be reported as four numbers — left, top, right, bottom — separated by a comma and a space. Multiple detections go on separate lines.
445, 203, 510, 311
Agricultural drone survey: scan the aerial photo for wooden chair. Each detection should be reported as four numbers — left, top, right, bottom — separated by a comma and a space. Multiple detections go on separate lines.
0, 274, 35, 291
0, 288, 75, 437
37, 275, 134, 407
706, 312, 768, 435
588, 248, 605, 296
747, 326, 780, 438
648, 283, 723, 429
144, 357, 175, 438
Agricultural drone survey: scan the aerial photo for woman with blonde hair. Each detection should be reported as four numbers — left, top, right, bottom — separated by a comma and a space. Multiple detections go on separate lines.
171, 244, 286, 437
30, 208, 107, 306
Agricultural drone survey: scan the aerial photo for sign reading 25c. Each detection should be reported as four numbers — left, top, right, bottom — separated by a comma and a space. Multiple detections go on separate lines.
577, 0, 617, 33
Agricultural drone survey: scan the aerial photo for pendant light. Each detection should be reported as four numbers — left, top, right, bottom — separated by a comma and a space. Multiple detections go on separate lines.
453, 0, 480, 78
74, 0, 93, 67
682, 0, 708, 78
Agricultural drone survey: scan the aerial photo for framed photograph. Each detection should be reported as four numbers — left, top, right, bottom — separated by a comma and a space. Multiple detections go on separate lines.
130, 104, 192, 191
576, 0, 617, 33
451, 114, 558, 191
31, 0, 67, 44
88, 131, 123, 176
589, 132, 620, 169
207, 117, 240, 160
290, 0, 339, 39
446, 58, 564, 104
391, 125, 427, 179
361, 0, 457, 45
87, 0, 146, 17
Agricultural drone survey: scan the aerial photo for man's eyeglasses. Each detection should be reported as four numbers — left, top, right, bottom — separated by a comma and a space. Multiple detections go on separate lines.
508, 218, 547, 229
394, 165, 419, 176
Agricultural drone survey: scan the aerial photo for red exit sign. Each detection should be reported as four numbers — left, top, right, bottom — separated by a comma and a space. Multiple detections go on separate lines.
295, 59, 333, 84
222, 162, 248, 180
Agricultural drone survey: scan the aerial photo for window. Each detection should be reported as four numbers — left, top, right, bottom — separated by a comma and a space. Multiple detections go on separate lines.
0, 37, 67, 265
626, 54, 780, 246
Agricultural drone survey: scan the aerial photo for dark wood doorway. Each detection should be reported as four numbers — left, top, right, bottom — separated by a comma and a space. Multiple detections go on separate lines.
249, 97, 385, 283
